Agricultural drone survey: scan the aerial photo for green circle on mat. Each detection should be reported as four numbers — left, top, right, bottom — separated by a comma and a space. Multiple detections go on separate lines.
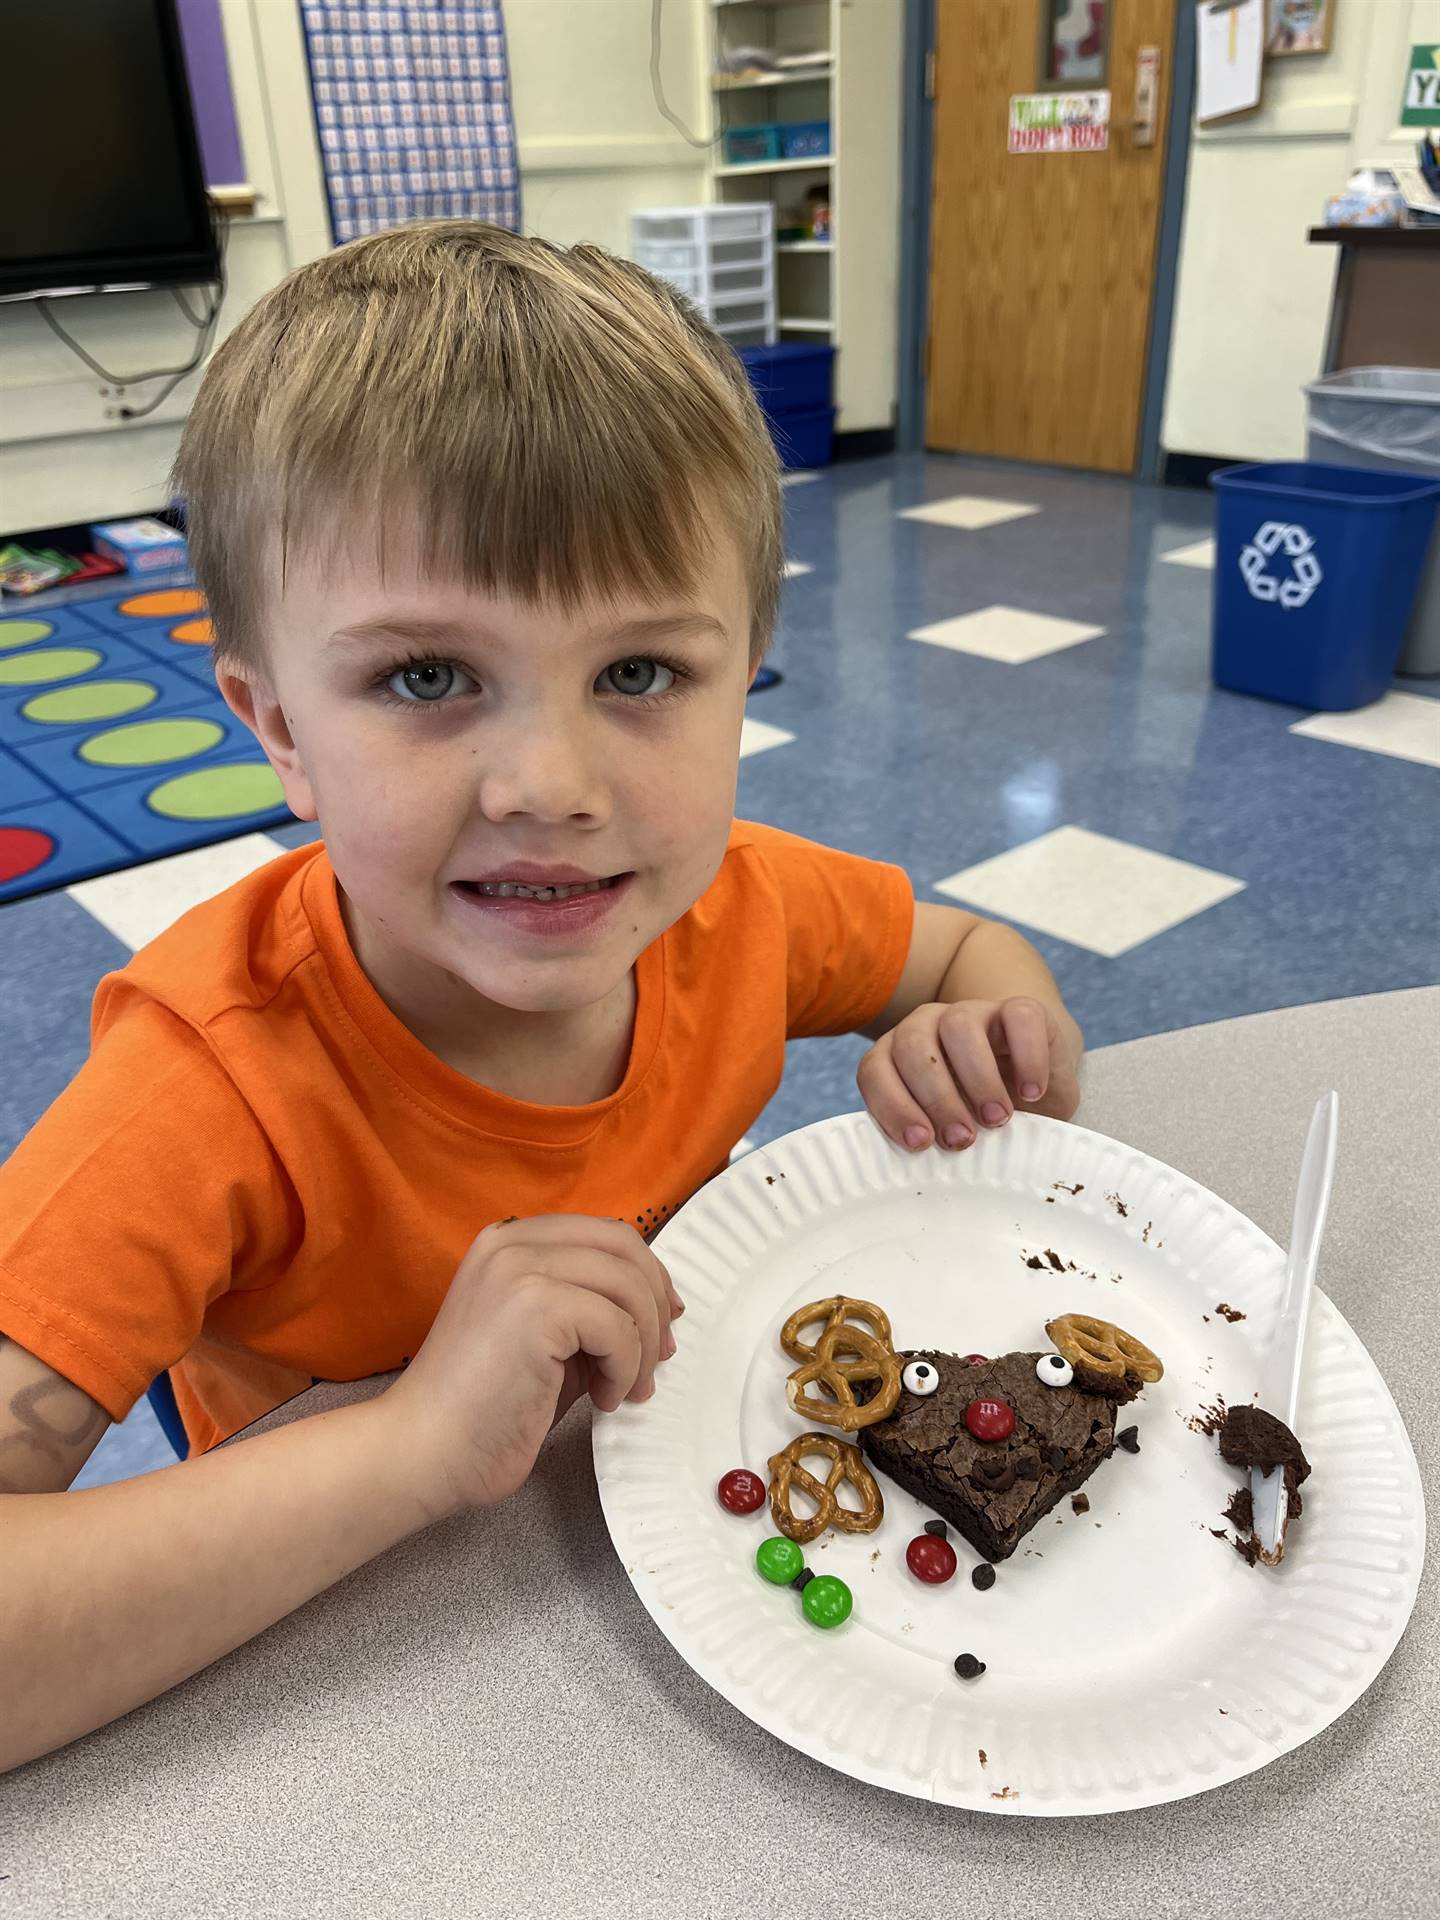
0, 618, 55, 650
22, 680, 159, 725
147, 764, 284, 821
79, 717, 226, 769
0, 646, 103, 687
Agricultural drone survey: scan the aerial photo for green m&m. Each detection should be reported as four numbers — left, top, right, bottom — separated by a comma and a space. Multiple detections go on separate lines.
800, 1573, 853, 1629
755, 1535, 804, 1585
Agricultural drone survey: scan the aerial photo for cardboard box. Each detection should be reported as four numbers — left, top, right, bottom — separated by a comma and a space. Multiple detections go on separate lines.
91, 516, 187, 574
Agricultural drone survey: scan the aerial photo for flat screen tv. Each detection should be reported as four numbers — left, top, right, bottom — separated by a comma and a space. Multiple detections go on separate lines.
0, 0, 219, 302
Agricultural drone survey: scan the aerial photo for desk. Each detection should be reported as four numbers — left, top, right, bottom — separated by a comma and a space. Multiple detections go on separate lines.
7, 990, 1438, 1919
1309, 225, 1440, 375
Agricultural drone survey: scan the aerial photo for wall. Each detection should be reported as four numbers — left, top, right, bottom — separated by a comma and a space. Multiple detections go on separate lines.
1162, 0, 1440, 462
0, 0, 709, 532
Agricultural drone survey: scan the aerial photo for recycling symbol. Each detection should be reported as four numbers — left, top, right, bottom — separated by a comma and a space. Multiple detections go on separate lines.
1239, 521, 1323, 610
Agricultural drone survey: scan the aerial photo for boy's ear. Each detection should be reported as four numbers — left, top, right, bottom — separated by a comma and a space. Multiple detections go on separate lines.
216, 664, 319, 823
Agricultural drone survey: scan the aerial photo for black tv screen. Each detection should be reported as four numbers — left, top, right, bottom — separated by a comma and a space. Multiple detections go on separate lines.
0, 0, 219, 301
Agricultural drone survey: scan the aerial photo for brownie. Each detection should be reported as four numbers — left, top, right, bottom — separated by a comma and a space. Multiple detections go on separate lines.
859, 1351, 1119, 1563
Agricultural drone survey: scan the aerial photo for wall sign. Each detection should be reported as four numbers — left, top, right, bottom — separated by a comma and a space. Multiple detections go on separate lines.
1402, 44, 1440, 126
1008, 90, 1111, 153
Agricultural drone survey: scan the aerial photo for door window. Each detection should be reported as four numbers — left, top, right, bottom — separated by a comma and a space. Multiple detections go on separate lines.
1044, 0, 1110, 85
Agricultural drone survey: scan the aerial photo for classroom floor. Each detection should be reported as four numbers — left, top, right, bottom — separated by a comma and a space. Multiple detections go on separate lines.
5, 450, 1437, 1490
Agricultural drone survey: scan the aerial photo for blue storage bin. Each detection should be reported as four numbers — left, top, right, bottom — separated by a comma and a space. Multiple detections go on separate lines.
1210, 461, 1440, 710
768, 405, 836, 470
780, 120, 831, 161
722, 124, 782, 166
737, 342, 835, 417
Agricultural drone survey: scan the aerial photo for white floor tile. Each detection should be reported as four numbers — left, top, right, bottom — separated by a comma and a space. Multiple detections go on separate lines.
934, 826, 1245, 958
1290, 692, 1440, 769
781, 471, 818, 488
68, 832, 289, 953
739, 717, 796, 759
783, 559, 813, 578
1160, 537, 1216, 569
899, 495, 1040, 533
909, 605, 1104, 666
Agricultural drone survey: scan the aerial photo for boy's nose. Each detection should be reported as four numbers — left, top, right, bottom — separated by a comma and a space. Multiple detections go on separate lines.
474, 722, 610, 826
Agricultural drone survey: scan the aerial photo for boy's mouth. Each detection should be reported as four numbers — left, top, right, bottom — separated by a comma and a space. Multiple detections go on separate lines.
453, 869, 631, 904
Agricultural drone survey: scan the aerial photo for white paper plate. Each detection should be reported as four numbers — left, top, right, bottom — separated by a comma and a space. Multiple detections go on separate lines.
593, 1112, 1424, 1815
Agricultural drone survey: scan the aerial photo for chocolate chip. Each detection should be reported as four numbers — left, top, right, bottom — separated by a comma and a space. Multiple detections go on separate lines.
792, 1569, 815, 1591
924, 1519, 949, 1539
1116, 1426, 1140, 1454
970, 1457, 1018, 1494
971, 1563, 997, 1591
953, 1653, 986, 1680
1014, 1452, 1041, 1481
1047, 1446, 1069, 1471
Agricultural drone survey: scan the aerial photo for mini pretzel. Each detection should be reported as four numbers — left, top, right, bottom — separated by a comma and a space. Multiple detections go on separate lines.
1046, 1312, 1164, 1388
767, 1432, 884, 1544
781, 1297, 902, 1431
780, 1295, 894, 1363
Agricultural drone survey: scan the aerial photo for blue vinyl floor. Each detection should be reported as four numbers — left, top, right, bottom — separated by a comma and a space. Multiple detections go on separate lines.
2, 452, 1436, 1488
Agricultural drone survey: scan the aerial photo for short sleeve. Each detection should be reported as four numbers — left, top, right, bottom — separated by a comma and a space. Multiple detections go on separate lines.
735, 821, 914, 1040
0, 995, 294, 1423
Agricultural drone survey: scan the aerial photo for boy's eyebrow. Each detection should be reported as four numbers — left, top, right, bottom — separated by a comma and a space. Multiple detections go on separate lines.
322, 613, 731, 653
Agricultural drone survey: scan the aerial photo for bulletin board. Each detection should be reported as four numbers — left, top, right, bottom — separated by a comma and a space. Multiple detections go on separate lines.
299, 2, 521, 245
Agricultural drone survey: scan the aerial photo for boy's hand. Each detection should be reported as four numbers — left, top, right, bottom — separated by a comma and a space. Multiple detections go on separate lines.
381, 1215, 683, 1516
857, 995, 1080, 1152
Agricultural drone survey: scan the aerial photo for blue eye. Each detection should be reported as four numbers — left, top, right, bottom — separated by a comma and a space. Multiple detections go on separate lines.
600, 658, 677, 699
383, 660, 474, 704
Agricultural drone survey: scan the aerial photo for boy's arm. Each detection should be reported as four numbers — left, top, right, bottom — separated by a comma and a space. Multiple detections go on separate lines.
0, 1337, 112, 1494
861, 901, 1082, 1058
0, 1372, 448, 1774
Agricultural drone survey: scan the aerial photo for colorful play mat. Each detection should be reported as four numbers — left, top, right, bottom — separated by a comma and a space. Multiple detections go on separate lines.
0, 586, 292, 904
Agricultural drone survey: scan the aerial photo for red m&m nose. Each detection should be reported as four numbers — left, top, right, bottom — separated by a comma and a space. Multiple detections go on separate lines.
965, 1397, 1015, 1442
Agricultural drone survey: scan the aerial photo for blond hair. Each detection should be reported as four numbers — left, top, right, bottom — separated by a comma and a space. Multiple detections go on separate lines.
172, 221, 783, 671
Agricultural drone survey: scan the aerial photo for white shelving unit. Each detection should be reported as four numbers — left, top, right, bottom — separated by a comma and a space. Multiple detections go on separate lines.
699, 0, 902, 435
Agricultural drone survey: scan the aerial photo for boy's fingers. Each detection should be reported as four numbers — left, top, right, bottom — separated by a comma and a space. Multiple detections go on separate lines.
938, 1005, 1013, 1127
566, 1294, 645, 1413
859, 1033, 976, 1150
503, 1244, 664, 1397
995, 998, 1053, 1103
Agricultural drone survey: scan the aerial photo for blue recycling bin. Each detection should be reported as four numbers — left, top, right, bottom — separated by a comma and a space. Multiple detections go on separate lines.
1209, 461, 1440, 710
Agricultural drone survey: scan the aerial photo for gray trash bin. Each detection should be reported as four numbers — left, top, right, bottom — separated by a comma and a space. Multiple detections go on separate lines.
1305, 367, 1440, 675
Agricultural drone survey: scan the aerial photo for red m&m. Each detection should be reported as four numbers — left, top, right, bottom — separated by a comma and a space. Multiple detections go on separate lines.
906, 1533, 958, 1584
965, 1397, 1015, 1442
717, 1468, 766, 1514
962, 1353, 989, 1366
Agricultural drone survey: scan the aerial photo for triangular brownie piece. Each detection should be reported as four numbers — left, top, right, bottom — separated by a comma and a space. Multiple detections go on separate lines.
859, 1349, 1121, 1563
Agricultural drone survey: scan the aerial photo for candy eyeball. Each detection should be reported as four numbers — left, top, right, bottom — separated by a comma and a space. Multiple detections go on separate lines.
902, 1359, 940, 1397
1036, 1352, 1074, 1388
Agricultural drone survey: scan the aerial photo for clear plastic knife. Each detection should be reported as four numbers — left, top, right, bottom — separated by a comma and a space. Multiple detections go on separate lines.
1252, 1090, 1339, 1565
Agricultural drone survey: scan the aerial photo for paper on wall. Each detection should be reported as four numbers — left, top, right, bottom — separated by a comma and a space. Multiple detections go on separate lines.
1196, 0, 1264, 124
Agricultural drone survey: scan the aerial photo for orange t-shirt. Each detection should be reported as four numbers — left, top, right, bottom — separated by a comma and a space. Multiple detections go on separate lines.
0, 821, 912, 1456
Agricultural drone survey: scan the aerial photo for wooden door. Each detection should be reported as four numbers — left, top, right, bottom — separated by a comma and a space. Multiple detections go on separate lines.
926, 0, 1177, 473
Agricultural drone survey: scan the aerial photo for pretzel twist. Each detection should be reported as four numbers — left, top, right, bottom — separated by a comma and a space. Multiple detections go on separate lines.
1045, 1312, 1164, 1388
767, 1432, 884, 1544
780, 1296, 902, 1431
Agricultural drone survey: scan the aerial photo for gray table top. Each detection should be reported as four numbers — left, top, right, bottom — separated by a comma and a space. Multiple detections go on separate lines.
6, 989, 1438, 1919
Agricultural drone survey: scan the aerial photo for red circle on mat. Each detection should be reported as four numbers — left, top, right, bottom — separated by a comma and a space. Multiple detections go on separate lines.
0, 826, 57, 885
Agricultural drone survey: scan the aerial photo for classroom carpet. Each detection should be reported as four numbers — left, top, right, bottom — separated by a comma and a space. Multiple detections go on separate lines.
0, 584, 291, 904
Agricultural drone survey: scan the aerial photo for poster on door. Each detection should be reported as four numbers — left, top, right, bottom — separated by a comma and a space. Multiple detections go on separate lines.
1008, 90, 1111, 153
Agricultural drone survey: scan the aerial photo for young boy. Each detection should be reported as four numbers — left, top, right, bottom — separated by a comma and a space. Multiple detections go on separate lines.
0, 223, 1081, 1772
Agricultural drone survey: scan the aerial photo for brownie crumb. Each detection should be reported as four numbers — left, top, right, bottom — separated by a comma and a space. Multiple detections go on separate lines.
1116, 1426, 1140, 1454
1215, 1302, 1246, 1323
1188, 1397, 1229, 1437
991, 1785, 1019, 1801
1232, 1534, 1260, 1568
1024, 1255, 1046, 1270
1051, 1181, 1084, 1195
1209, 1527, 1228, 1539
978, 1748, 988, 1767
1105, 1192, 1129, 1217
1070, 1493, 1090, 1515
1219, 1405, 1310, 1485
764, 1175, 776, 1186
1224, 1486, 1254, 1532
1044, 1249, 1066, 1271
1044, 1195, 1055, 1203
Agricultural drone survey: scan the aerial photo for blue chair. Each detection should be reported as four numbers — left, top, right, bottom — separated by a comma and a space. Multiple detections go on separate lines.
146, 1372, 189, 1460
